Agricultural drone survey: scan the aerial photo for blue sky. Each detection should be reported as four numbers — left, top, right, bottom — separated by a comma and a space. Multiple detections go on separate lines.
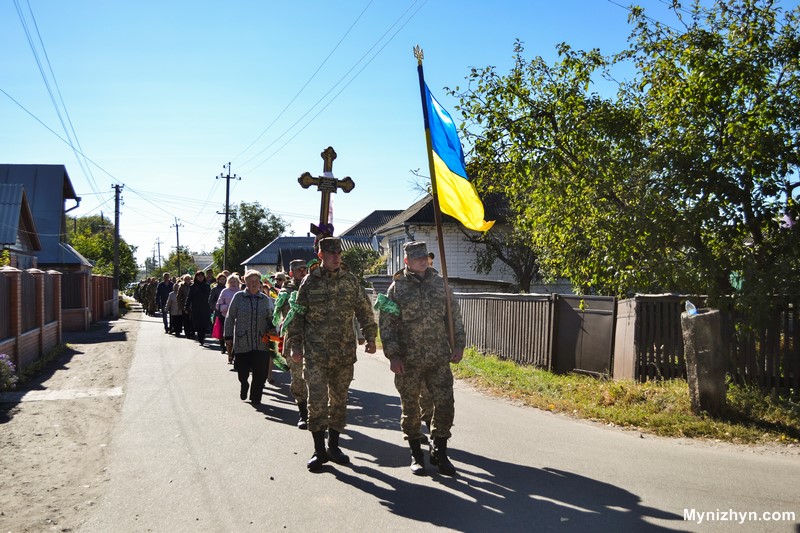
1, 0, 681, 267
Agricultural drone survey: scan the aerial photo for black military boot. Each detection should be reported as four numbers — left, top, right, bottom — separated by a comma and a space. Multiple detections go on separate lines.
297, 401, 308, 430
409, 438, 426, 476
326, 429, 350, 465
307, 431, 329, 472
430, 437, 456, 476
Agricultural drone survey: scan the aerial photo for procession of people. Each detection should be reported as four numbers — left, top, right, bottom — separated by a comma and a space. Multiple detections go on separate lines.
132, 237, 464, 476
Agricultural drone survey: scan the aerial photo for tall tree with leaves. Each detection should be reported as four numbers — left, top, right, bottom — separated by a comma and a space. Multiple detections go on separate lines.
452, 0, 800, 308
452, 41, 667, 296
67, 214, 138, 287
623, 0, 800, 314
212, 202, 287, 272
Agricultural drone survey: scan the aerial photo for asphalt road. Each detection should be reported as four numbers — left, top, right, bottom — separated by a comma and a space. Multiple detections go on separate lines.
78, 313, 800, 533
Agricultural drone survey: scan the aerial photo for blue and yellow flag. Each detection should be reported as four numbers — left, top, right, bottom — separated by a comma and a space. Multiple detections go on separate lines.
423, 83, 494, 232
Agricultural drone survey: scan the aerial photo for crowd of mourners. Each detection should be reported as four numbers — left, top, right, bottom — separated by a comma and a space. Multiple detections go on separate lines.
130, 237, 466, 477
132, 267, 286, 377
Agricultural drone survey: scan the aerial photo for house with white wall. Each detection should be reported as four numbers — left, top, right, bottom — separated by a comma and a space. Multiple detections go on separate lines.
372, 195, 515, 293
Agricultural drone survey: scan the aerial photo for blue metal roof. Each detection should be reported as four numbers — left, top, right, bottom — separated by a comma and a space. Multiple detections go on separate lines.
0, 164, 90, 266
242, 236, 316, 266
0, 184, 41, 249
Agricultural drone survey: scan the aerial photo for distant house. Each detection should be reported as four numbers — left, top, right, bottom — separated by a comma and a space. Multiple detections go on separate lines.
339, 210, 402, 253
0, 164, 92, 273
372, 194, 520, 293
0, 184, 41, 269
191, 254, 215, 273
0, 164, 100, 330
241, 236, 317, 275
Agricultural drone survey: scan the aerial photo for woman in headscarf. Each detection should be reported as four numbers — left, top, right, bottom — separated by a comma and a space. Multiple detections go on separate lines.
223, 269, 276, 405
185, 271, 212, 346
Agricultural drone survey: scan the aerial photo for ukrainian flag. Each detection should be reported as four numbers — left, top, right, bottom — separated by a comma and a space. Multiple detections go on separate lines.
424, 83, 494, 232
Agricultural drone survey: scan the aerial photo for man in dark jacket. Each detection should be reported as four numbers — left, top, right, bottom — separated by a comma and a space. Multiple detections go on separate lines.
156, 273, 174, 333
185, 271, 212, 347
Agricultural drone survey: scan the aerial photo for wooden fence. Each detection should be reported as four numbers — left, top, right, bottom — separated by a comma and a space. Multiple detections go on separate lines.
458, 293, 555, 369
454, 291, 797, 396
614, 295, 798, 395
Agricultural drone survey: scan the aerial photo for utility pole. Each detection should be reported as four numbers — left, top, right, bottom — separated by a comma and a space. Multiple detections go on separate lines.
171, 217, 183, 275
155, 237, 163, 270
217, 162, 240, 271
111, 184, 124, 291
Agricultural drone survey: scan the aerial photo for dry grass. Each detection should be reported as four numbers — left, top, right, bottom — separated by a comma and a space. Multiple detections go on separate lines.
453, 348, 800, 445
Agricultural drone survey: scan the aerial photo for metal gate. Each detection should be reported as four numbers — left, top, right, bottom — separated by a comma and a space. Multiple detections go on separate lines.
552, 295, 616, 377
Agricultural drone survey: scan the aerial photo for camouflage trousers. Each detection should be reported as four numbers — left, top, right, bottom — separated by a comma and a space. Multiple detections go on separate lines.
395, 363, 454, 440
304, 358, 354, 433
282, 339, 307, 403
419, 384, 433, 423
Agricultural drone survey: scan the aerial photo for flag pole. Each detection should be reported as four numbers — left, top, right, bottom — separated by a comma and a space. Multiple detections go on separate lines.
414, 45, 455, 351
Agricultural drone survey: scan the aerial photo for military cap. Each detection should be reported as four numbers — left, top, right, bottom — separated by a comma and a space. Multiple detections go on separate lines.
319, 237, 342, 253
403, 241, 428, 259
289, 259, 307, 271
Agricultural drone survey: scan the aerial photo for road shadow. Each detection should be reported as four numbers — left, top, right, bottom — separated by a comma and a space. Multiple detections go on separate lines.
347, 387, 403, 432
63, 320, 128, 345
333, 428, 684, 532
325, 385, 684, 530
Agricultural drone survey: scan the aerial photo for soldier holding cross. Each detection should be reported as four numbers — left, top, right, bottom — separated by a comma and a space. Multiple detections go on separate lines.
286, 237, 377, 471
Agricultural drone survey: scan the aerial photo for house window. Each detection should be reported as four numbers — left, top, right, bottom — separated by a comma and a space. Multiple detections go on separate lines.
389, 237, 405, 275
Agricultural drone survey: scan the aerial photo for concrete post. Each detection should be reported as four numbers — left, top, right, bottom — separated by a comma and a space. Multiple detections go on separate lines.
681, 308, 727, 416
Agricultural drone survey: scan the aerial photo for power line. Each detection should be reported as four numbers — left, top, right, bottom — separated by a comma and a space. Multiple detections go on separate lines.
14, 0, 100, 196
246, 0, 428, 172
233, 0, 376, 166
237, 0, 427, 175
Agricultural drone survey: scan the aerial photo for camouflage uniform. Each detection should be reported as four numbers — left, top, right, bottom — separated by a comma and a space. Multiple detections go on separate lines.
379, 241, 465, 476
286, 257, 377, 434
146, 279, 158, 316
278, 261, 307, 405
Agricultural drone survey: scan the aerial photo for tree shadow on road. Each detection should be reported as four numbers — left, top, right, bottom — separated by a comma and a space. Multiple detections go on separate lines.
335, 428, 684, 532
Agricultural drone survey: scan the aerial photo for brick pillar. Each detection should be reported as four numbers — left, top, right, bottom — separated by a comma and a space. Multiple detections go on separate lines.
48, 270, 63, 344
28, 268, 45, 356
1, 266, 22, 366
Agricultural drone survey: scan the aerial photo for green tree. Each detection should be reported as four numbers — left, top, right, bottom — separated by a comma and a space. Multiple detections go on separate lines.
212, 202, 287, 272
67, 215, 138, 287
342, 247, 381, 286
452, 0, 800, 310
153, 246, 196, 278
623, 0, 800, 315
453, 41, 664, 296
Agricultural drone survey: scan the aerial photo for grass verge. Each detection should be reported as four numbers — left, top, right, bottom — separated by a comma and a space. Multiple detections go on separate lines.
453, 348, 800, 445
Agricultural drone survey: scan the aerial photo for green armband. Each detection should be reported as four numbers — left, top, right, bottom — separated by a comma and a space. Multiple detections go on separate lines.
374, 293, 400, 316
280, 292, 307, 335
272, 292, 289, 326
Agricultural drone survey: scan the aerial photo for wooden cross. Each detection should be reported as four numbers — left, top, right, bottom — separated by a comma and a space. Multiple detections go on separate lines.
298, 146, 355, 240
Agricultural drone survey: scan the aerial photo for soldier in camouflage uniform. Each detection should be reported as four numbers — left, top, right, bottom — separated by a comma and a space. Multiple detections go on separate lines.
145, 278, 158, 316
286, 237, 377, 472
277, 259, 309, 429
378, 241, 465, 476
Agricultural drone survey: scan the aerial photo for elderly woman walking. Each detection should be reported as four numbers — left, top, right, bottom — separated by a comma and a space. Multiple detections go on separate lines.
224, 269, 277, 406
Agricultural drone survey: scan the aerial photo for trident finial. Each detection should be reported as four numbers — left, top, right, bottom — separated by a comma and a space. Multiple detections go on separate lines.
413, 45, 423, 64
